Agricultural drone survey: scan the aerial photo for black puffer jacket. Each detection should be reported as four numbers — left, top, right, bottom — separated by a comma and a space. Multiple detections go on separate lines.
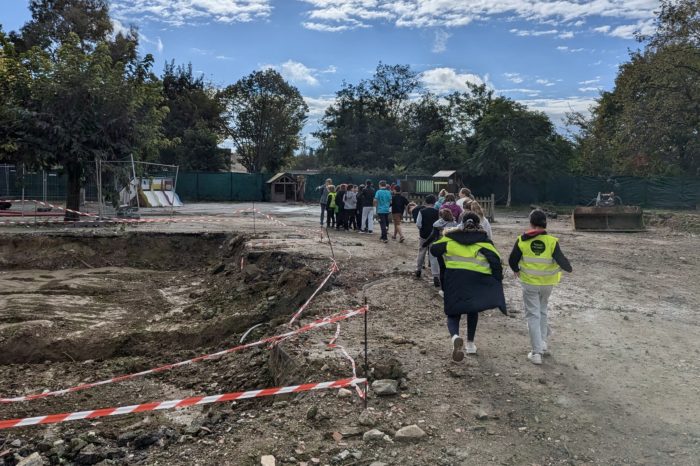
430, 230, 507, 316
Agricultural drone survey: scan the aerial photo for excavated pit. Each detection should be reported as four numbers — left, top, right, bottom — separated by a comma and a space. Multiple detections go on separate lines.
0, 232, 325, 364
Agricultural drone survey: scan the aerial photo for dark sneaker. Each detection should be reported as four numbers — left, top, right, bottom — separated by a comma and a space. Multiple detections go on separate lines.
451, 335, 464, 362
415, 270, 421, 278
433, 277, 441, 288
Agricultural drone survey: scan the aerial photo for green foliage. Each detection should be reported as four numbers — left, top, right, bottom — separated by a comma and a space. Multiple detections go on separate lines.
315, 63, 420, 170
221, 68, 308, 173
569, 0, 700, 177
0, 0, 168, 218
159, 62, 230, 171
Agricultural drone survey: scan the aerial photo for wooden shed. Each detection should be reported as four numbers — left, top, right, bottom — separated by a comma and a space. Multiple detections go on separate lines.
267, 173, 298, 202
432, 170, 461, 194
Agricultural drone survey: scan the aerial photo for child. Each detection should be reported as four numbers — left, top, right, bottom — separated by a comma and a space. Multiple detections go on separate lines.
426, 209, 458, 288
335, 184, 347, 230
325, 185, 337, 228
441, 194, 463, 221
508, 209, 572, 365
431, 213, 507, 360
415, 195, 439, 280
434, 189, 448, 209
469, 201, 492, 240
344, 184, 357, 231
390, 186, 410, 242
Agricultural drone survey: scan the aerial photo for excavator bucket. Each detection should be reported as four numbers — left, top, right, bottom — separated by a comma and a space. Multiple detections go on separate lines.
572, 206, 645, 232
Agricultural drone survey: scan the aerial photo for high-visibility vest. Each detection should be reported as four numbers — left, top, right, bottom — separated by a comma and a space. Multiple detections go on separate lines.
435, 236, 500, 275
328, 192, 337, 210
517, 234, 561, 286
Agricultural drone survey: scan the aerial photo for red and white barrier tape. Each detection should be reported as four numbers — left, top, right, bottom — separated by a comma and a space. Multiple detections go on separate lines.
288, 260, 340, 326
0, 307, 367, 404
0, 377, 367, 430
328, 323, 365, 399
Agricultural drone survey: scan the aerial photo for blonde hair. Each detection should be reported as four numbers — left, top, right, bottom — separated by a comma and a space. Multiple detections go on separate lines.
438, 189, 447, 197
470, 201, 485, 219
328, 185, 336, 193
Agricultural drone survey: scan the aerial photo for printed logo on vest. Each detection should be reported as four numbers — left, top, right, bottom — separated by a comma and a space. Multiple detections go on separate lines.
530, 240, 546, 255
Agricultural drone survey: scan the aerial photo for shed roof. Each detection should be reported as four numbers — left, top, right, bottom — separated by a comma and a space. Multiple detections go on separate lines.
266, 173, 295, 184
432, 170, 457, 178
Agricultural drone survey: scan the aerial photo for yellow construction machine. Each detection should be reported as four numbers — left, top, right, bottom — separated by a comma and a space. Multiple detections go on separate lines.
572, 192, 645, 232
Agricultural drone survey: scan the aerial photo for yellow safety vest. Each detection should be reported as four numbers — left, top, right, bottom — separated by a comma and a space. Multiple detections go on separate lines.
517, 234, 561, 286
327, 192, 337, 209
435, 236, 500, 275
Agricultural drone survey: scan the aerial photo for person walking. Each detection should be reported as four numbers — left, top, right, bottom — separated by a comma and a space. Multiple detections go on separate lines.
390, 186, 410, 242
427, 209, 458, 288
374, 180, 392, 243
325, 185, 337, 228
335, 184, 347, 230
457, 188, 474, 211
508, 209, 572, 365
316, 178, 332, 226
430, 212, 507, 361
355, 184, 365, 232
415, 195, 439, 280
469, 201, 492, 240
441, 194, 463, 221
343, 184, 357, 231
434, 189, 448, 209
360, 181, 376, 234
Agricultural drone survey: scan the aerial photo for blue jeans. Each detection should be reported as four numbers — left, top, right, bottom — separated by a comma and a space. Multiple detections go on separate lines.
320, 203, 326, 225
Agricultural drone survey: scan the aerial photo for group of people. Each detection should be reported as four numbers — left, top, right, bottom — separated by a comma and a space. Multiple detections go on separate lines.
317, 178, 410, 243
414, 194, 572, 365
316, 178, 572, 365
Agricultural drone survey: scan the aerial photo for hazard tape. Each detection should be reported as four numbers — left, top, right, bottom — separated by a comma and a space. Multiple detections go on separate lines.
0, 377, 367, 430
288, 260, 340, 326
328, 323, 366, 399
0, 307, 367, 404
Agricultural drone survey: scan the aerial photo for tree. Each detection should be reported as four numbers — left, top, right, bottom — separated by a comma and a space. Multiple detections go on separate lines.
159, 62, 229, 171
315, 63, 420, 170
1, 1, 168, 220
221, 69, 307, 173
402, 93, 458, 173
568, 0, 700, 176
471, 98, 571, 206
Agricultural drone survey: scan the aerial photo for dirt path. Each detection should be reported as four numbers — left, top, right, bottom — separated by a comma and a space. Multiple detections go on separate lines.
0, 206, 698, 465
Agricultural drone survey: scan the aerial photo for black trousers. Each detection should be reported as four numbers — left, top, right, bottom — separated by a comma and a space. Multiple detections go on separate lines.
447, 313, 479, 341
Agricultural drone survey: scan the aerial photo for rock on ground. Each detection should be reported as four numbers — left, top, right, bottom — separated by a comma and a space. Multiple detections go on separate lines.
395, 424, 426, 442
371, 379, 398, 396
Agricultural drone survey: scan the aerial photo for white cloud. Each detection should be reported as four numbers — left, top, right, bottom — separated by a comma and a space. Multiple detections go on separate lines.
299, 1, 659, 31
578, 86, 601, 92
608, 19, 656, 39
432, 29, 451, 53
556, 45, 584, 52
302, 21, 351, 32
557, 46, 569, 51
558, 31, 574, 39
216, 55, 234, 60
112, 0, 272, 26
536, 79, 555, 86
420, 67, 485, 94
501, 88, 541, 97
594, 25, 612, 33
518, 97, 596, 124
263, 60, 337, 86
156, 37, 164, 53
304, 95, 336, 118
578, 77, 601, 85
110, 18, 131, 37
510, 28, 559, 37
504, 72, 524, 84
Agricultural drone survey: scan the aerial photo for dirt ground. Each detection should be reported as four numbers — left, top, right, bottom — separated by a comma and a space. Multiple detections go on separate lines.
0, 204, 698, 466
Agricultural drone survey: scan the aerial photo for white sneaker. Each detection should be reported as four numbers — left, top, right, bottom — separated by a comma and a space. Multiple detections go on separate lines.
451, 335, 464, 362
438, 290, 444, 298
528, 352, 543, 365
542, 341, 549, 355
465, 342, 477, 355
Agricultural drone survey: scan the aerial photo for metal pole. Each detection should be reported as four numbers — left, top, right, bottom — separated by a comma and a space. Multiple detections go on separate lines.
364, 296, 369, 409
20, 164, 25, 218
325, 228, 336, 262
131, 154, 140, 210
172, 165, 179, 217
252, 201, 256, 234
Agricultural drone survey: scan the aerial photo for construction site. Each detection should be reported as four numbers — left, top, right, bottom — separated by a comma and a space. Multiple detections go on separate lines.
0, 199, 698, 466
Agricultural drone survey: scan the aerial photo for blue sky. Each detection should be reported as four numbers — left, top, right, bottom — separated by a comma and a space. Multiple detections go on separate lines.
1, 1, 660, 144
